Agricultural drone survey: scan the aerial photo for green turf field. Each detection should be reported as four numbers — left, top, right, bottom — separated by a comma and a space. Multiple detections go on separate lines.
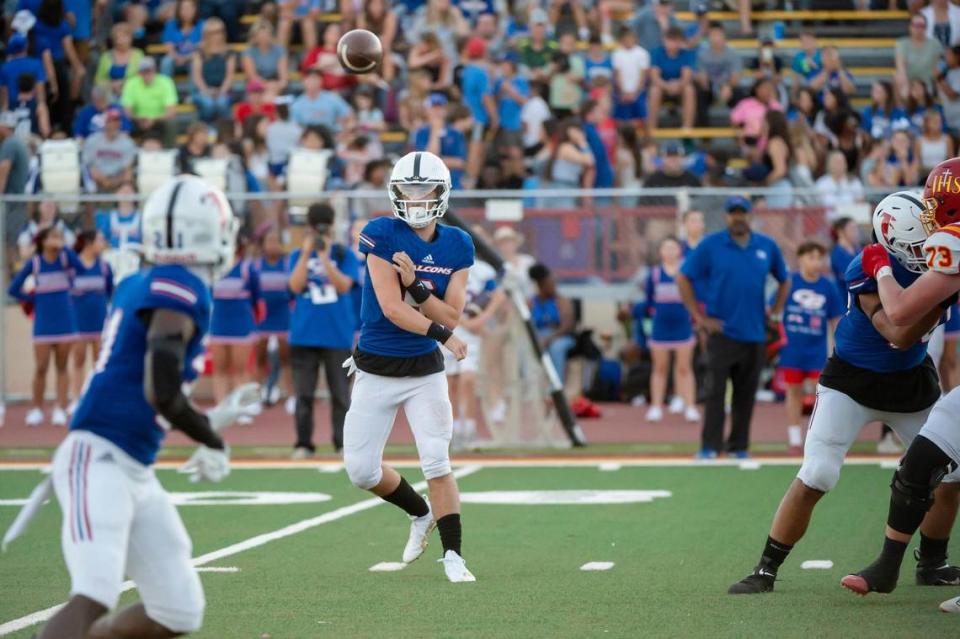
1, 461, 958, 638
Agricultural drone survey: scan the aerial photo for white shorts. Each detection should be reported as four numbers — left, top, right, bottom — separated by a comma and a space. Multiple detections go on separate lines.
797, 385, 960, 492
51, 431, 204, 633
443, 328, 481, 375
919, 386, 960, 467
342, 370, 453, 489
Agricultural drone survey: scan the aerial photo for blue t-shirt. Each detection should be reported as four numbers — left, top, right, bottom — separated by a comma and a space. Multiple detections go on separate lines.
357, 217, 474, 357
64, 0, 92, 40
71, 266, 211, 466
584, 122, 614, 188
791, 50, 822, 80
291, 91, 352, 131
0, 56, 46, 104
640, 265, 693, 343
494, 75, 529, 132
680, 230, 788, 343
651, 46, 695, 82
779, 272, 844, 371
161, 18, 205, 57
681, 240, 709, 303
860, 105, 910, 140
461, 63, 492, 126
584, 54, 614, 83
73, 103, 132, 137
288, 246, 359, 349
834, 253, 942, 372
33, 19, 72, 62
412, 126, 466, 189
255, 255, 291, 333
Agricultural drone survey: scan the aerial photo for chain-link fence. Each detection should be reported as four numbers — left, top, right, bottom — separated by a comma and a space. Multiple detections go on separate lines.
0, 185, 899, 403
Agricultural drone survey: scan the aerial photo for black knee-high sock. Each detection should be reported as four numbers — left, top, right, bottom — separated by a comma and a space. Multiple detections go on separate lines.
437, 513, 462, 556
919, 533, 949, 566
381, 477, 429, 518
758, 536, 793, 573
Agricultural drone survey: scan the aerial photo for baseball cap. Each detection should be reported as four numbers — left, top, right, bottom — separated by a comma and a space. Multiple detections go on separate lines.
725, 195, 752, 213
6, 34, 27, 55
424, 93, 448, 108
138, 57, 157, 72
530, 8, 549, 25
465, 36, 486, 59
662, 141, 684, 157
11, 10, 35, 35
247, 78, 265, 92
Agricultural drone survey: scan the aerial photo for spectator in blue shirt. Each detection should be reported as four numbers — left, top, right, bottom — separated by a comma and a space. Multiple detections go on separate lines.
291, 68, 354, 133
34, 0, 85, 129
64, 0, 92, 55
460, 36, 496, 187
808, 46, 856, 99
583, 34, 614, 85
160, 0, 205, 77
647, 26, 697, 131
860, 80, 909, 140
0, 34, 46, 109
677, 196, 790, 459
412, 93, 467, 189
581, 99, 615, 188
791, 31, 822, 87
493, 52, 528, 169
72, 84, 132, 138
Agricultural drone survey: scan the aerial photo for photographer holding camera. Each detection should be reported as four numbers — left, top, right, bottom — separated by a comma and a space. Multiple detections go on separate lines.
288, 203, 360, 458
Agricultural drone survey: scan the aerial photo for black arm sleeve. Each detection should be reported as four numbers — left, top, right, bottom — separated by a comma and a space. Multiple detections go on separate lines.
145, 335, 225, 450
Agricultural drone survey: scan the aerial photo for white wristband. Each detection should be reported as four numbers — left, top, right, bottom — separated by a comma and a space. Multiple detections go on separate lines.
876, 265, 894, 280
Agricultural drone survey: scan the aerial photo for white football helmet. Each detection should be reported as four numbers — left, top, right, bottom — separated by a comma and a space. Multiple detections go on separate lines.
388, 151, 451, 228
141, 175, 238, 283
873, 190, 929, 273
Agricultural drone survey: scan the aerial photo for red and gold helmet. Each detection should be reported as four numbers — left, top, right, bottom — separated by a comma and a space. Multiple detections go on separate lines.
922, 157, 960, 234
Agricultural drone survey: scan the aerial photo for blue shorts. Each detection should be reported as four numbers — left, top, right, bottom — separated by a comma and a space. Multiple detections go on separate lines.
613, 92, 647, 121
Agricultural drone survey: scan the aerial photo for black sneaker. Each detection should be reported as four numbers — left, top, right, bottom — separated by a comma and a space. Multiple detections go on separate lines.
916, 549, 960, 586
728, 567, 776, 594
841, 559, 900, 596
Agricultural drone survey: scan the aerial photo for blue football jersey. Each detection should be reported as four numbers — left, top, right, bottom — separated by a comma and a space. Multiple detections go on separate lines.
779, 272, 845, 371
834, 253, 942, 373
357, 216, 475, 357
70, 266, 212, 466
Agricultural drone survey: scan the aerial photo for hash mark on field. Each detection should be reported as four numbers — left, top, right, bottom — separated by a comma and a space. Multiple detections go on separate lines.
580, 562, 615, 571
598, 463, 621, 472
801, 560, 834, 570
369, 562, 408, 572
738, 461, 761, 470
0, 465, 483, 635
196, 566, 241, 573
880, 460, 900, 469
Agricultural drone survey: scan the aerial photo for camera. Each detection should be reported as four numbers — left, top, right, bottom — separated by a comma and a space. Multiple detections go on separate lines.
306, 202, 334, 251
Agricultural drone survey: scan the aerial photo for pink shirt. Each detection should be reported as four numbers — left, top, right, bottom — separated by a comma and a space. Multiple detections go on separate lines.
730, 98, 784, 137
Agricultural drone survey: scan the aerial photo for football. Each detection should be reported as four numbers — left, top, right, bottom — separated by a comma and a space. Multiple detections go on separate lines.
336, 29, 382, 74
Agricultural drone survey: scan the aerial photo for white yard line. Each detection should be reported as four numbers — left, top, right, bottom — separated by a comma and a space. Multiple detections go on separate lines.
195, 566, 240, 573
0, 465, 482, 636
0, 456, 906, 472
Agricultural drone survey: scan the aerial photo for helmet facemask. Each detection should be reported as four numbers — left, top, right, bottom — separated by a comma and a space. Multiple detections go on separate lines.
390, 181, 448, 228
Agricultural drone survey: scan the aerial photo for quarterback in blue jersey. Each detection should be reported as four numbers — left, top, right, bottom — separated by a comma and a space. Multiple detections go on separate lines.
344, 151, 477, 583
26, 176, 261, 639
729, 191, 960, 596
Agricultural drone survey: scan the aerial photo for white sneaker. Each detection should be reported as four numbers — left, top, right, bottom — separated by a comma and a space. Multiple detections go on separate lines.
25, 407, 43, 426
291, 446, 312, 460
438, 550, 476, 583
683, 405, 701, 422
489, 400, 506, 423
645, 406, 663, 422
940, 595, 960, 613
878, 432, 903, 455
668, 396, 684, 414
630, 395, 646, 407
51, 406, 68, 426
402, 505, 435, 563
285, 396, 296, 415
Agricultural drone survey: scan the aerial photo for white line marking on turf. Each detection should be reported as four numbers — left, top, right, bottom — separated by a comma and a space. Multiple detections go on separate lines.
317, 464, 343, 473
598, 463, 621, 472
738, 461, 761, 470
801, 560, 834, 570
881, 460, 900, 469
0, 465, 482, 636
369, 562, 408, 572
580, 562, 615, 571
196, 566, 240, 573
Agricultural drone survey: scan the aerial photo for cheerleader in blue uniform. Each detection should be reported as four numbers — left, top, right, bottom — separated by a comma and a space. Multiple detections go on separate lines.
636, 237, 699, 424
7, 226, 79, 426
253, 229, 292, 409
210, 238, 262, 404
70, 230, 114, 407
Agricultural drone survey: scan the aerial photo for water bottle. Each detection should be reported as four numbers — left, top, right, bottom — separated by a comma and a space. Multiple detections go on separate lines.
773, 21, 785, 41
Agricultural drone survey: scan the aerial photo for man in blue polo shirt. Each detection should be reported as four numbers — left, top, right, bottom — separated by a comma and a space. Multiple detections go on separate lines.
287, 203, 360, 458
647, 25, 696, 132
677, 196, 790, 459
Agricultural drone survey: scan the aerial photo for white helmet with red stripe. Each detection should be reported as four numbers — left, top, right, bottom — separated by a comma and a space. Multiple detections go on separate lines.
873, 190, 929, 273
141, 175, 238, 283
388, 151, 451, 228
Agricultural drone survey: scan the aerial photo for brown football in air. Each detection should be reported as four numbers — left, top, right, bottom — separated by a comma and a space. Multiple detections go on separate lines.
336, 29, 383, 74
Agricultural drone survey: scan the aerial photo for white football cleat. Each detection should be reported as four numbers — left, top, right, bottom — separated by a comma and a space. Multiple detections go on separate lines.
402, 505, 435, 563
439, 550, 476, 583
645, 406, 663, 422
940, 595, 960, 613
668, 396, 684, 414
51, 406, 67, 426
25, 407, 43, 426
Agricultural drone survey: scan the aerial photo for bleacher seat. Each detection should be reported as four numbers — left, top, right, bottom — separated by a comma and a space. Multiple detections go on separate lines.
286, 149, 332, 210
38, 140, 81, 212
136, 149, 178, 195
192, 158, 229, 192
